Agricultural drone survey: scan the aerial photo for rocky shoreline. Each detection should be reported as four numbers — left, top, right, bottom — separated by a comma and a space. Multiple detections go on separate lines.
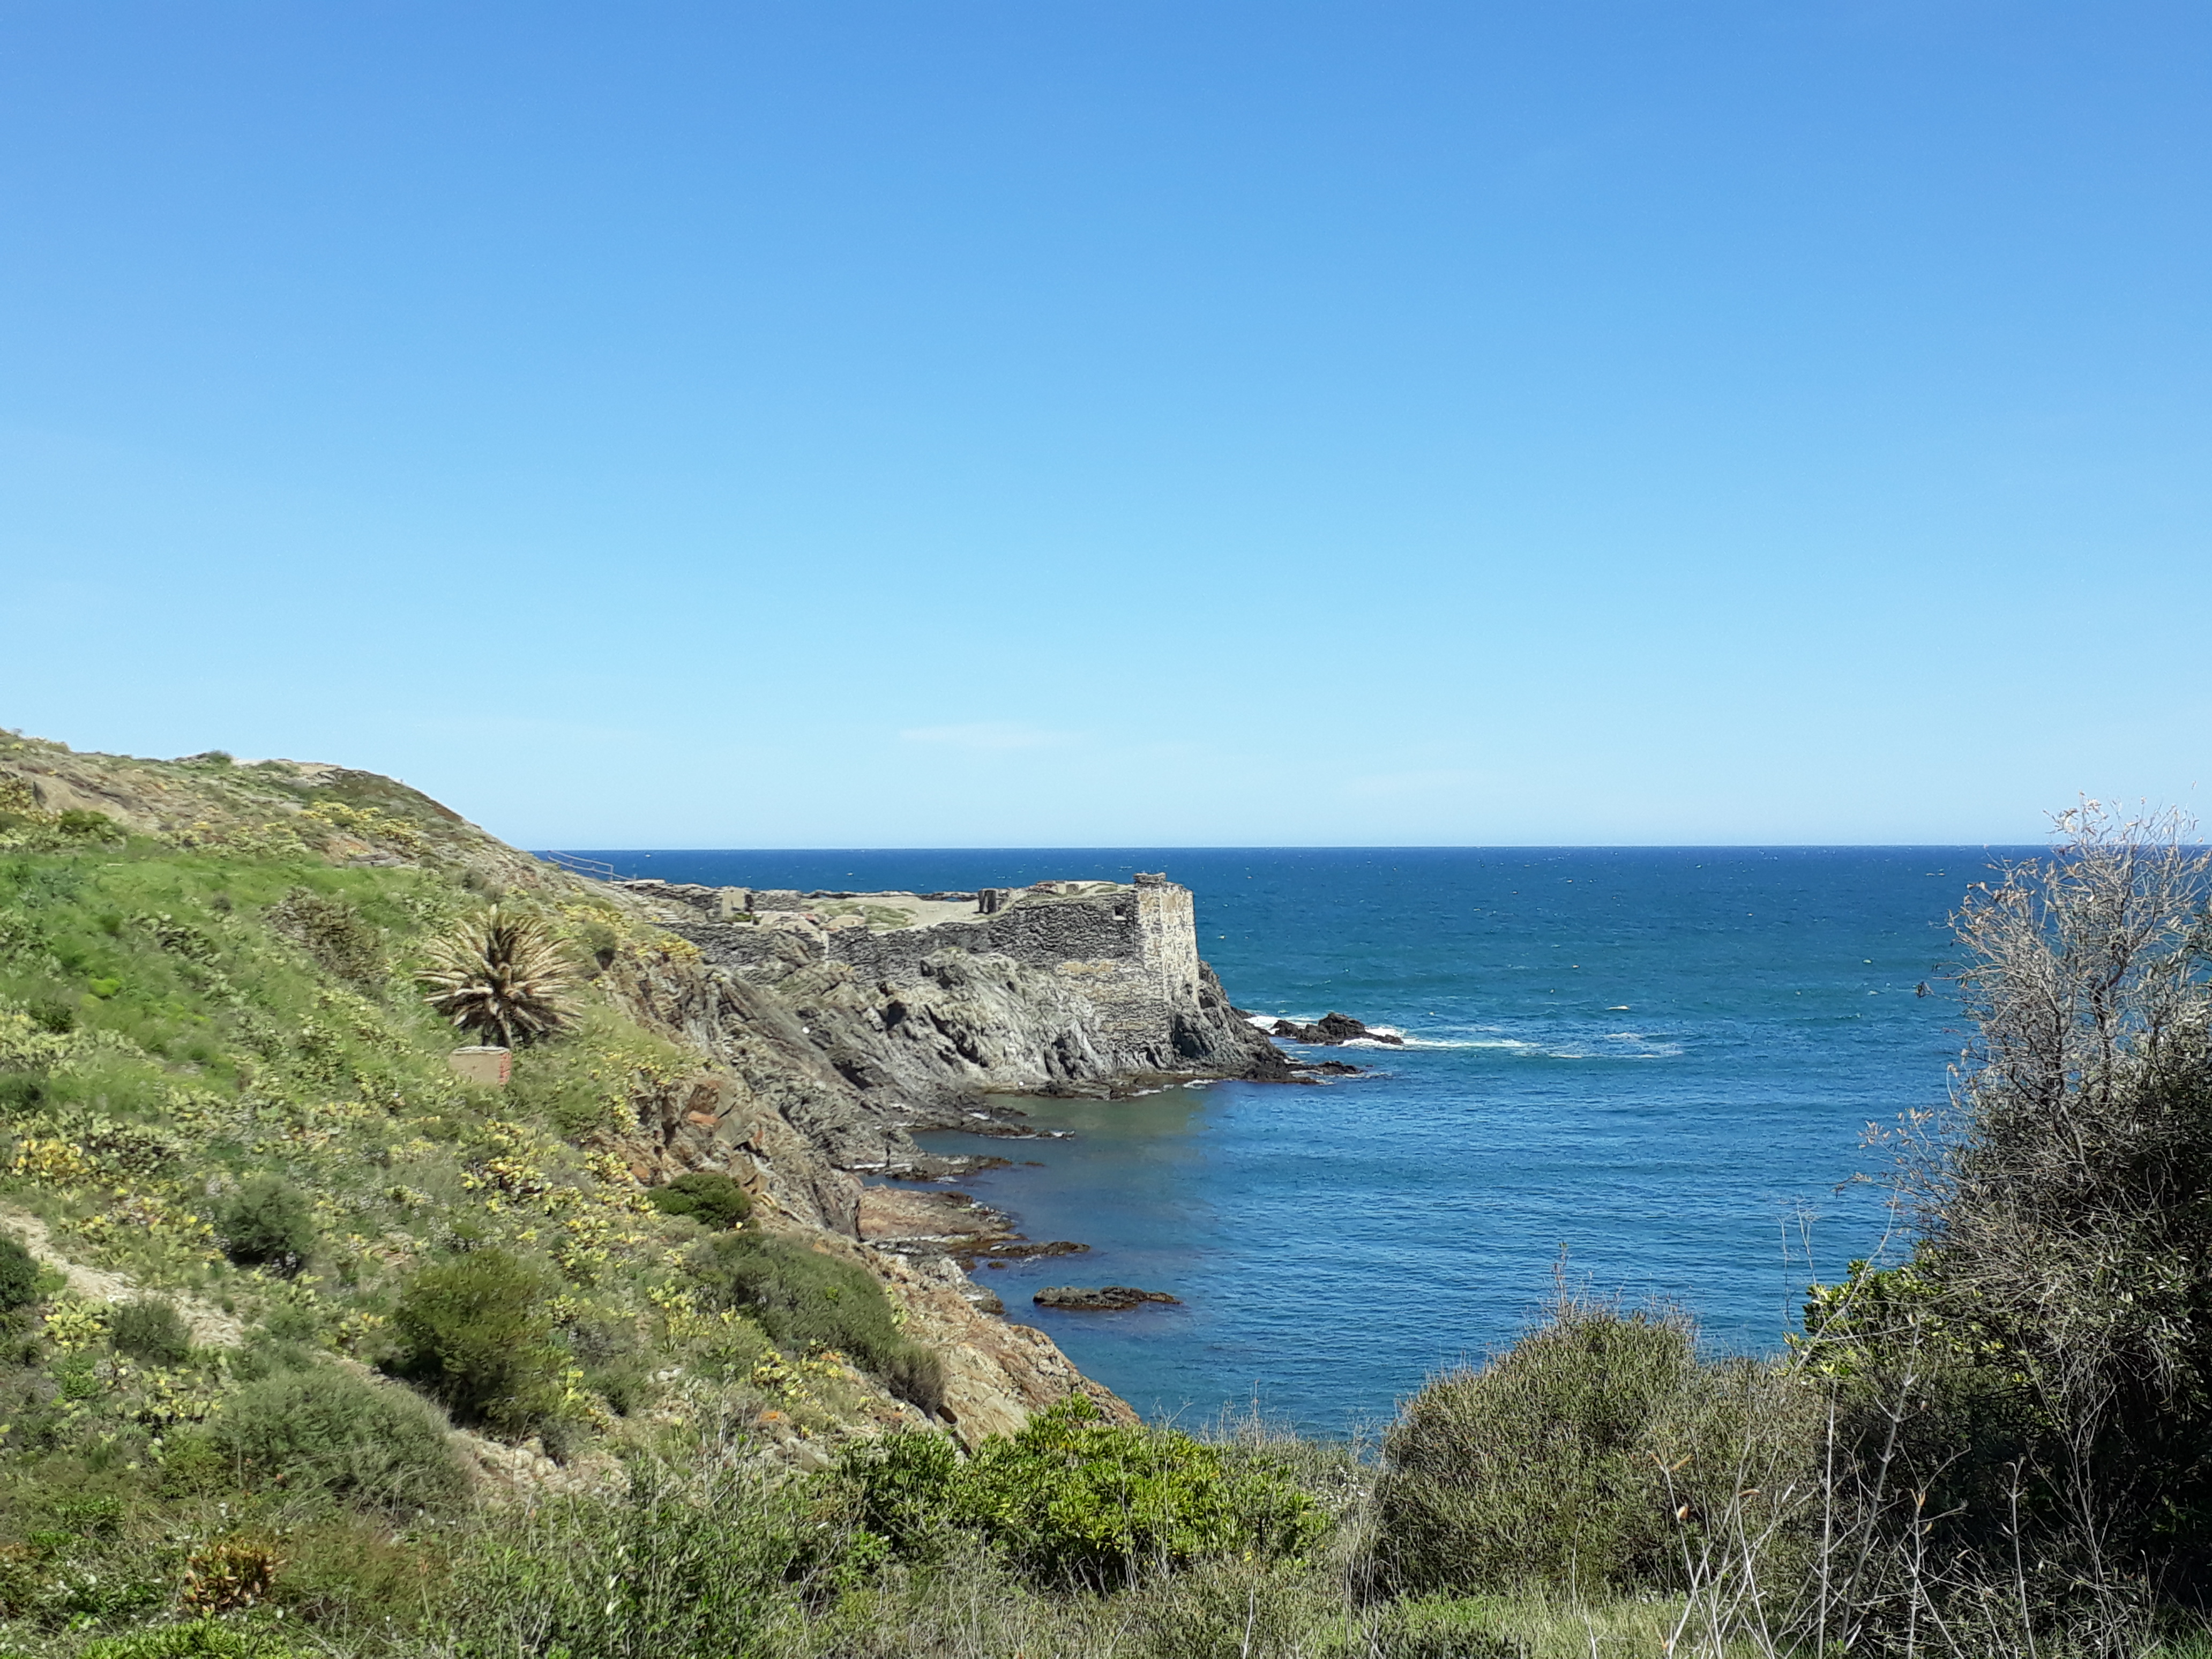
596, 866, 1399, 1378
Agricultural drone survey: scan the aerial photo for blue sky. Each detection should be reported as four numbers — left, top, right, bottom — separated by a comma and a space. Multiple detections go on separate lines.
2, 2, 2206, 847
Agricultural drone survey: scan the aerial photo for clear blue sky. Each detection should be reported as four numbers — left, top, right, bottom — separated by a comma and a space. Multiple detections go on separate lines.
3, 2, 2206, 847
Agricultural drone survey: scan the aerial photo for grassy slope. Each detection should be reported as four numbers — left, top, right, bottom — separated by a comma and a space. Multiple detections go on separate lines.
0, 738, 935, 1649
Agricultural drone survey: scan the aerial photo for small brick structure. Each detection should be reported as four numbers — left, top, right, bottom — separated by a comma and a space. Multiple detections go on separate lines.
448, 1045, 512, 1086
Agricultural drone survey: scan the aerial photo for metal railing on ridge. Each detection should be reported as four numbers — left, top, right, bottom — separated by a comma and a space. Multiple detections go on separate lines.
537, 850, 618, 880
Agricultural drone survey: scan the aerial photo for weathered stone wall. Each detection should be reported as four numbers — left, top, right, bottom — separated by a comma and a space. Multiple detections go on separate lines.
827, 883, 1205, 1056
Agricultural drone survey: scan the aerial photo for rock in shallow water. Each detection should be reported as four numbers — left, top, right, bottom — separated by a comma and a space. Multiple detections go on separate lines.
1269, 1011, 1404, 1045
1033, 1285, 1181, 1311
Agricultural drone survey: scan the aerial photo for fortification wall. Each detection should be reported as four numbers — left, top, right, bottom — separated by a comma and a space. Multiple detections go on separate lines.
826, 885, 1194, 1044
653, 873, 1278, 1100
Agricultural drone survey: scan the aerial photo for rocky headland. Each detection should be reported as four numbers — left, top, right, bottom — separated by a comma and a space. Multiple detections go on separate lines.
0, 731, 1344, 1453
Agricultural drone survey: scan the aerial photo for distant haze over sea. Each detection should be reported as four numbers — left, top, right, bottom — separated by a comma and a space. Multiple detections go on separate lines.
559, 847, 2019, 1433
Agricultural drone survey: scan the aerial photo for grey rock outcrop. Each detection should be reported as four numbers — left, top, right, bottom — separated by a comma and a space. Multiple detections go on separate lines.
647, 877, 1290, 1117
1269, 1011, 1404, 1047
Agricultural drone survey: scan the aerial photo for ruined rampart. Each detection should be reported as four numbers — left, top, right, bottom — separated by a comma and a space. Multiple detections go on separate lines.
636, 872, 1279, 1101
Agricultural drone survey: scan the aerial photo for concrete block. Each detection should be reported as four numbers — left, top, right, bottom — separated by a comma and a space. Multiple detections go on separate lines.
449, 1045, 512, 1086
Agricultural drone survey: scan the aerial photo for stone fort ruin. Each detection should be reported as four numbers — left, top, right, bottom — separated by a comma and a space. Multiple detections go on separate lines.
616, 871, 1274, 1097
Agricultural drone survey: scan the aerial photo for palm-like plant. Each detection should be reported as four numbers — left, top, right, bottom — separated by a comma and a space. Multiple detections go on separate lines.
419, 907, 577, 1048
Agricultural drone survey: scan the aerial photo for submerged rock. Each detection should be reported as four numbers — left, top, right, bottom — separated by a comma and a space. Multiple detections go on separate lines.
1033, 1285, 1181, 1311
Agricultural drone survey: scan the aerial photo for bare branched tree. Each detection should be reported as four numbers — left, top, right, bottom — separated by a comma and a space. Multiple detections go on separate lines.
1658, 804, 2212, 1658
420, 906, 578, 1049
1919, 800, 2212, 1621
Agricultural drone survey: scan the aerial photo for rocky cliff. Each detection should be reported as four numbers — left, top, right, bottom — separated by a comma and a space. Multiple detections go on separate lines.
614, 875, 1293, 1129
0, 733, 1303, 1448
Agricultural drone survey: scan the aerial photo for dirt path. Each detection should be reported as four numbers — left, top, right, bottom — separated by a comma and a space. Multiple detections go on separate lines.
0, 1207, 248, 1348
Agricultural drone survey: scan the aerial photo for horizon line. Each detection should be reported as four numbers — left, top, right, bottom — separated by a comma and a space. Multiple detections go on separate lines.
530, 841, 2057, 854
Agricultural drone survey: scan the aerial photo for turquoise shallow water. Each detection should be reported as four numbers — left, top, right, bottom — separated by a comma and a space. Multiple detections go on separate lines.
562, 847, 2019, 1432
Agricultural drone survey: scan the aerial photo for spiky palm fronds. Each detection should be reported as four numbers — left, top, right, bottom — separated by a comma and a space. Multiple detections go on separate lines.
419, 907, 576, 1048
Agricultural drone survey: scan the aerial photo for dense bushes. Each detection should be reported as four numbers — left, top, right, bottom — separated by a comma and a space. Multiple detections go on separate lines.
392, 1249, 566, 1437
689, 1231, 944, 1414
648, 1169, 754, 1229
219, 1176, 315, 1273
1373, 1299, 1757, 1596
1762, 808, 2212, 1649
843, 1396, 1324, 1587
213, 1366, 468, 1512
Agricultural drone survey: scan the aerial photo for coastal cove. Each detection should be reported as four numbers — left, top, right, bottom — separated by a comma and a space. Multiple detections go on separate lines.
562, 846, 2021, 1433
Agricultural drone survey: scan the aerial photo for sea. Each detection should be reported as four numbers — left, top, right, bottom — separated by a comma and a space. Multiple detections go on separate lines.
554, 846, 2024, 1437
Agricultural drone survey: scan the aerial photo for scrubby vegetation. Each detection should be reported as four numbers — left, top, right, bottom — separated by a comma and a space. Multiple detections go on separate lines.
211, 1366, 468, 1514
648, 1169, 754, 1230
689, 1230, 946, 1413
5, 735, 2209, 1658
842, 1394, 1325, 1587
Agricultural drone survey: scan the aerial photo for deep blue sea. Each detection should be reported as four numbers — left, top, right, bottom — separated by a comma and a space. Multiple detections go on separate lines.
557, 847, 2021, 1434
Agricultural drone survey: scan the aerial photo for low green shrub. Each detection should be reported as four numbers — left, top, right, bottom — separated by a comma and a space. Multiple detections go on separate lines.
1373, 1298, 1754, 1597
109, 1297, 191, 1365
27, 997, 75, 1033
56, 809, 121, 842
159, 1424, 232, 1494
266, 886, 383, 985
440, 1459, 848, 1659
647, 1170, 754, 1230
842, 1395, 1325, 1587
392, 1249, 565, 1436
78, 1618, 300, 1658
0, 1232, 39, 1310
689, 1231, 943, 1411
213, 1365, 468, 1512
1116, 1553, 1353, 1659
219, 1176, 315, 1273
876, 1341, 947, 1417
